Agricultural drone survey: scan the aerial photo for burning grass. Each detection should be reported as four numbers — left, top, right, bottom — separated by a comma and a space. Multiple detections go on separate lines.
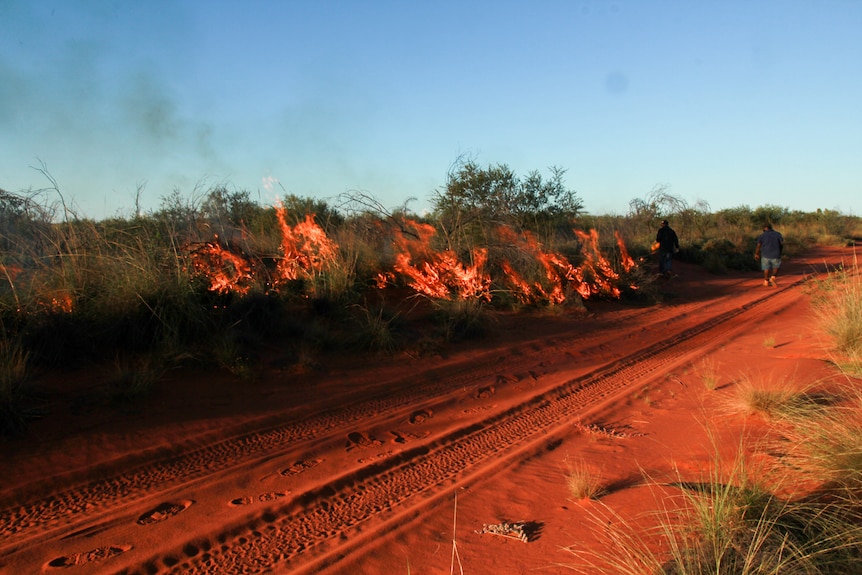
1, 182, 859, 444
0, 189, 649, 436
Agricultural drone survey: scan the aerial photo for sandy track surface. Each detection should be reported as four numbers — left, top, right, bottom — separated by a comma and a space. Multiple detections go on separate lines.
0, 250, 847, 574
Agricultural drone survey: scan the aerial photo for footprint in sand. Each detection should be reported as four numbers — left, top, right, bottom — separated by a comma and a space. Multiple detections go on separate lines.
230, 492, 289, 506
390, 430, 430, 444
280, 458, 323, 476
476, 385, 495, 399
346, 431, 383, 451
409, 409, 433, 424
137, 500, 193, 526
46, 544, 132, 569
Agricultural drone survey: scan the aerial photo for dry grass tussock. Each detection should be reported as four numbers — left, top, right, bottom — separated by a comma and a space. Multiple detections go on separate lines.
808, 251, 862, 376
563, 456, 606, 501
723, 372, 825, 421
562, 423, 862, 575
767, 382, 862, 495
564, 263, 862, 574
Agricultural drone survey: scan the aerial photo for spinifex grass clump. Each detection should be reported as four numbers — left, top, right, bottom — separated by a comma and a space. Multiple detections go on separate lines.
565, 442, 862, 575
809, 255, 862, 376
727, 374, 823, 420
0, 337, 37, 435
349, 299, 403, 354
106, 353, 166, 402
770, 385, 862, 496
564, 456, 606, 501
700, 357, 720, 391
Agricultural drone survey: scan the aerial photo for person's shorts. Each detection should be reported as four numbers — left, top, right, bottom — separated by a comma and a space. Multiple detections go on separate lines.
761, 257, 781, 271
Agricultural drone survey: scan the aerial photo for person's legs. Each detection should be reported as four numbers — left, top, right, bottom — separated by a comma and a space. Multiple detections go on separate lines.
764, 258, 780, 286
660, 251, 673, 276
769, 259, 780, 286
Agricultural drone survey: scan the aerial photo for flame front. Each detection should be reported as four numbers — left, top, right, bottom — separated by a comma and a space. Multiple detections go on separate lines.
190, 240, 253, 295
274, 207, 338, 285
572, 229, 621, 299
189, 205, 637, 305
495, 226, 634, 304
387, 219, 491, 302
394, 248, 492, 302
190, 204, 340, 296
614, 230, 636, 272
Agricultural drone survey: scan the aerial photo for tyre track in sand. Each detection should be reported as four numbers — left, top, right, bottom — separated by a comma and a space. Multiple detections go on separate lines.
0, 276, 800, 573
0, 285, 727, 554
128, 279, 808, 575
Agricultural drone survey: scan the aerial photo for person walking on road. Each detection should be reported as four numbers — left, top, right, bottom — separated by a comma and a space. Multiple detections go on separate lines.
655, 219, 680, 278
754, 223, 784, 287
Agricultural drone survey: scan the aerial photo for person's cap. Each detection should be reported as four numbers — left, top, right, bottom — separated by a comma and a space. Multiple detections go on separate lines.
661, 220, 668, 225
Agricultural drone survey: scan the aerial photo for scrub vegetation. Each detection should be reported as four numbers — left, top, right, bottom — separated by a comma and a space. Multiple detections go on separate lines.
564, 255, 862, 574
808, 256, 862, 376
2, 162, 862, 574
0, 164, 859, 437
566, 376, 862, 575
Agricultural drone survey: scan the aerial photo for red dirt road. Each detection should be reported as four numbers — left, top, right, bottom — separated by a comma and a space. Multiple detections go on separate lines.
0, 246, 855, 574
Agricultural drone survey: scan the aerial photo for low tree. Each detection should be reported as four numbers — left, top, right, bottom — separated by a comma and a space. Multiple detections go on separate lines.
751, 204, 790, 228
201, 186, 260, 232
432, 158, 584, 251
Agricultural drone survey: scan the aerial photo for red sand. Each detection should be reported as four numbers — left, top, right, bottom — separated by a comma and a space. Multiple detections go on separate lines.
0, 246, 856, 575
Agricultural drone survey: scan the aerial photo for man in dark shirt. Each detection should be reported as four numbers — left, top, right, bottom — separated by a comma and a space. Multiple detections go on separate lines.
656, 220, 680, 278
754, 223, 784, 287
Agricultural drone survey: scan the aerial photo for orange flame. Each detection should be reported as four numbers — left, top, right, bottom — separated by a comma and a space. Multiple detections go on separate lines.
394, 248, 492, 302
499, 260, 535, 304
614, 230, 636, 272
190, 240, 253, 295
496, 226, 636, 304
572, 229, 620, 298
496, 227, 571, 304
392, 219, 438, 261
391, 221, 491, 301
375, 271, 395, 290
186, 206, 638, 304
39, 291, 74, 313
188, 203, 340, 296
273, 207, 339, 284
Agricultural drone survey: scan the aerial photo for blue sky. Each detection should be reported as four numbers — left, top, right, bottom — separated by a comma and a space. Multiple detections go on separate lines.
2, 0, 860, 220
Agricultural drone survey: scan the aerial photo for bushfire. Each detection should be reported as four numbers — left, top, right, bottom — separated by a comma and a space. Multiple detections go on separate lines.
190, 205, 638, 306
190, 206, 339, 296
390, 219, 492, 302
